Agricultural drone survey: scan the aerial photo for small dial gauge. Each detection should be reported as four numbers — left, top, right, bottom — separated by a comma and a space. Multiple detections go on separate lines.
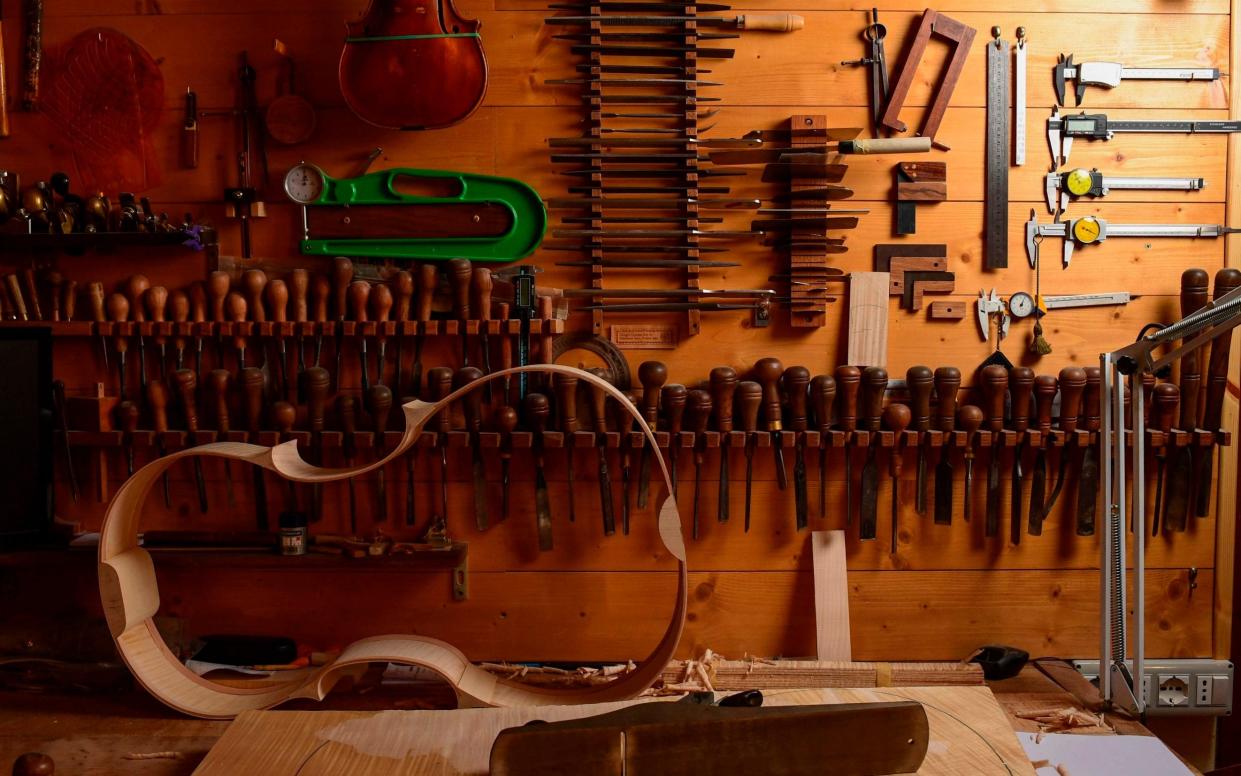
1008, 291, 1035, 319
1065, 168, 1095, 197
1071, 216, 1103, 244
284, 163, 326, 205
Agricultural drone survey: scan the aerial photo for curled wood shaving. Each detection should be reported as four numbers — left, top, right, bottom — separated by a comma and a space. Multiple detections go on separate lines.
1016, 706, 1113, 736
479, 661, 635, 688
124, 752, 184, 760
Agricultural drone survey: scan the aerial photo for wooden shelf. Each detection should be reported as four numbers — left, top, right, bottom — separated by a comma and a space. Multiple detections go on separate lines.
0, 228, 212, 252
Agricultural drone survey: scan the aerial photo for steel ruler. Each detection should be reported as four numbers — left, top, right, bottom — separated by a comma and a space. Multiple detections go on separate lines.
985, 28, 1010, 269
1014, 28, 1027, 166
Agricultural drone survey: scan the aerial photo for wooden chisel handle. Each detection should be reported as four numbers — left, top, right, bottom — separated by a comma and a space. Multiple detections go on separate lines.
841, 137, 932, 154
663, 383, 687, 436
1179, 268, 1210, 429
1009, 368, 1034, 433
1203, 268, 1241, 432
906, 366, 933, 433
1153, 383, 1179, 436
980, 365, 1008, 432
934, 367, 961, 431
710, 367, 738, 433
0, 17, 9, 137
1033, 375, 1057, 434
834, 366, 860, 432
289, 269, 309, 323
393, 270, 413, 322
783, 366, 810, 432
754, 357, 784, 430
21, 0, 41, 111
1058, 367, 1086, 433
553, 371, 579, 433
736, 13, 803, 31
810, 374, 836, 433
859, 367, 888, 432
638, 360, 667, 426
1081, 367, 1102, 433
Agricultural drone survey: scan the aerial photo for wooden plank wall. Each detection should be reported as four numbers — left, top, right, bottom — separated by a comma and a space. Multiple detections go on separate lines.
2, 0, 1235, 664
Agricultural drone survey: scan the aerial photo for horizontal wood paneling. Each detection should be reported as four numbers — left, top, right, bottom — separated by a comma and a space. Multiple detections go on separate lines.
5, 0, 1231, 665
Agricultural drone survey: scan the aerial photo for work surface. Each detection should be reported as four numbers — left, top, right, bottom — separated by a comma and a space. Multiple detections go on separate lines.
0, 666, 1190, 775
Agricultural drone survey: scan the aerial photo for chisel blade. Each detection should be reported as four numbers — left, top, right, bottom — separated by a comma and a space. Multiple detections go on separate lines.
985, 446, 1001, 538
1163, 447, 1193, 533
598, 447, 616, 535
1027, 450, 1047, 535
859, 445, 879, 540
1010, 442, 1025, 545
934, 454, 954, 525
1076, 445, 1098, 536
536, 468, 553, 550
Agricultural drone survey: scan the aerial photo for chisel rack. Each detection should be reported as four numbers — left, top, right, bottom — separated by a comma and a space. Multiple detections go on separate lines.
785, 114, 840, 327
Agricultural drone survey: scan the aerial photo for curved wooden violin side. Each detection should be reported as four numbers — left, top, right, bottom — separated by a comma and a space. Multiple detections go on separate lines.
339, 0, 488, 130
98, 365, 687, 719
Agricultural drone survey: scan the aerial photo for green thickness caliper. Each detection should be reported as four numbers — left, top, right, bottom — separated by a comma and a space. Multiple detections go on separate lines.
284, 163, 547, 262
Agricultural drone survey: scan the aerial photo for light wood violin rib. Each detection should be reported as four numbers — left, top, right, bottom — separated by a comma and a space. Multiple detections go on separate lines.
98, 364, 686, 720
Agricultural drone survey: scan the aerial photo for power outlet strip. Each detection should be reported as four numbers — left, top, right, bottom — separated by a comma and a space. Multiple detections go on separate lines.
1073, 659, 1234, 716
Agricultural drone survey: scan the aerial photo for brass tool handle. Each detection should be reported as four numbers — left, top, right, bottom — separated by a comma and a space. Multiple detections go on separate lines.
782, 365, 811, 432
906, 366, 933, 433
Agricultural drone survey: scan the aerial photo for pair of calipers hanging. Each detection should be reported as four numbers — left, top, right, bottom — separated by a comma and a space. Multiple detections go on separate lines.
1044, 168, 1205, 213
1025, 209, 1238, 267
1047, 105, 1241, 167
1054, 53, 1220, 106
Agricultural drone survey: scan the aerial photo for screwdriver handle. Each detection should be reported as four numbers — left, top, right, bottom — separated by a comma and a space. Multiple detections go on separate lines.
638, 360, 668, 426
266, 279, 288, 323
933, 366, 961, 432
172, 368, 199, 431
782, 366, 810, 432
208, 369, 231, 433
753, 357, 784, 430
834, 366, 861, 432
810, 374, 836, 433
1058, 367, 1087, 434
208, 271, 230, 322
472, 267, 493, 323
980, 364, 1009, 432
737, 380, 762, 433
663, 383, 688, 435
427, 367, 454, 433
348, 281, 370, 323
709, 366, 738, 433
289, 269, 309, 323
1153, 383, 1180, 435
332, 258, 354, 321
553, 371, 580, 433
415, 264, 437, 322
306, 366, 330, 433
1081, 366, 1102, 432
448, 258, 472, 320
860, 366, 888, 432
586, 367, 612, 431
1034, 375, 1058, 434
242, 270, 268, 323
455, 367, 485, 431
905, 366, 933, 433
241, 366, 265, 434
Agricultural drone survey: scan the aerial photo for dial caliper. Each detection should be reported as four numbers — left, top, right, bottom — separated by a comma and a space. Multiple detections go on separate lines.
1047, 106, 1241, 167
1044, 168, 1205, 213
1054, 53, 1220, 106
1025, 209, 1239, 267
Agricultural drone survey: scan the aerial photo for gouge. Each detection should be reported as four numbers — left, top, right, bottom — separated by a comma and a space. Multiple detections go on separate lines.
710, 367, 738, 523
810, 374, 836, 520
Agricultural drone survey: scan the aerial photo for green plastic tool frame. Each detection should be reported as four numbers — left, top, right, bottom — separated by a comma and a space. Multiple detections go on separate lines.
298, 167, 546, 263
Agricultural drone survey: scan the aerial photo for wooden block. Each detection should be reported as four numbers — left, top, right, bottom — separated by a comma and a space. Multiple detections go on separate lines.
930, 301, 967, 320
888, 257, 949, 295
847, 272, 889, 368
874, 243, 948, 271
901, 271, 955, 311
813, 530, 851, 661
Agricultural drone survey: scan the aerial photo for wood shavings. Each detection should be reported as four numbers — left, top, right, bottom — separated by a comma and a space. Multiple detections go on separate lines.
1016, 706, 1113, 736
479, 661, 635, 689
124, 751, 184, 760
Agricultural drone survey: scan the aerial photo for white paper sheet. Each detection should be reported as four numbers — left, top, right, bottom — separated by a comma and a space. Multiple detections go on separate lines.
1017, 732, 1193, 776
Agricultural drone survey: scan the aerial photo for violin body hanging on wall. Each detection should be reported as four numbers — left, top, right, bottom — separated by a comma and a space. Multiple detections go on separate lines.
338, 0, 488, 131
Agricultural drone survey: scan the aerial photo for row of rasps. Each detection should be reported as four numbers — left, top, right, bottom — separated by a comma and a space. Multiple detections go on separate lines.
541, 1, 910, 330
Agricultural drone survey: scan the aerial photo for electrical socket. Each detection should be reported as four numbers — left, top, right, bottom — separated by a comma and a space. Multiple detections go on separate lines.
1073, 659, 1233, 716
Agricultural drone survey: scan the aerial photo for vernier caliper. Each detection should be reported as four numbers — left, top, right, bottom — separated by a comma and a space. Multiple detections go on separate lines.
976, 289, 1009, 343
1025, 209, 1239, 267
1047, 106, 1241, 167
1044, 168, 1205, 213
1054, 53, 1220, 106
